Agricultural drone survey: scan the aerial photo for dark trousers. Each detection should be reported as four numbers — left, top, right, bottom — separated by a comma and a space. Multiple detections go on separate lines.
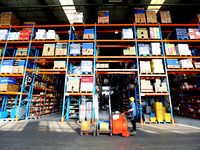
131, 116, 136, 131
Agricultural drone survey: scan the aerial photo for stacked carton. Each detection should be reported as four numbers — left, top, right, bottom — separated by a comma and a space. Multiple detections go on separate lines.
188, 28, 200, 39
123, 47, 136, 56
122, 28, 133, 39
151, 59, 164, 73
138, 44, 150, 55
134, 8, 146, 24
72, 66, 81, 74
7, 32, 20, 40
166, 59, 179, 68
154, 79, 168, 93
175, 44, 191, 56
35, 29, 47, 40
164, 44, 176, 55
13, 60, 25, 74
0, 12, 20, 26
47, 30, 59, 40
137, 28, 148, 39
0, 29, 8, 40
73, 12, 84, 23
83, 29, 94, 39
23, 22, 36, 32
55, 43, 67, 56
53, 61, 66, 69
170, 28, 189, 40
66, 77, 80, 92
96, 63, 109, 69
140, 61, 151, 73
19, 30, 31, 40
0, 78, 18, 92
70, 44, 81, 56
82, 43, 93, 56
194, 62, 200, 69
149, 27, 161, 39
141, 79, 153, 93
81, 61, 93, 73
151, 43, 161, 55
42, 44, 55, 56
15, 48, 28, 57
179, 59, 193, 68
160, 11, 172, 23
98, 11, 109, 24
80, 77, 93, 92
1, 60, 14, 73
146, 10, 157, 23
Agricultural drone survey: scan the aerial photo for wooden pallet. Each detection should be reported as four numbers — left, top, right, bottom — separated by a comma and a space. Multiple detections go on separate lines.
53, 67, 65, 69
139, 54, 151, 56
151, 54, 163, 56
140, 72, 152, 75
147, 22, 158, 24
181, 67, 194, 69
156, 91, 168, 93
0, 72, 13, 74
80, 91, 93, 93
137, 38, 149, 40
81, 72, 93, 74
157, 121, 166, 124
0, 118, 15, 122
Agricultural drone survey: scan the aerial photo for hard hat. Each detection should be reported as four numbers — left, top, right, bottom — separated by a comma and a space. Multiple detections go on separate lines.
129, 97, 135, 102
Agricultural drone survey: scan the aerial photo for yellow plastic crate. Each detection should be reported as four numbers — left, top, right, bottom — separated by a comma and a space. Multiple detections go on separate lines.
150, 117, 156, 122
165, 113, 171, 122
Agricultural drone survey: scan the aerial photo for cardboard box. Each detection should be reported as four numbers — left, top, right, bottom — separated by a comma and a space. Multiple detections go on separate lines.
42, 44, 55, 56
160, 11, 172, 23
0, 12, 20, 26
98, 11, 109, 24
146, 10, 157, 23
80, 77, 93, 92
81, 121, 90, 130
100, 123, 109, 131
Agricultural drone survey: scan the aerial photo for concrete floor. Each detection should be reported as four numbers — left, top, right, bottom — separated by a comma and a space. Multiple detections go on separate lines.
0, 113, 200, 150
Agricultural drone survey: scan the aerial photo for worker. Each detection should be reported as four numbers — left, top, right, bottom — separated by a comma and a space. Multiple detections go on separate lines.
128, 97, 136, 135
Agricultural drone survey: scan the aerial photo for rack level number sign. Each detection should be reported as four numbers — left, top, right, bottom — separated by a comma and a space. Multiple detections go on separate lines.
25, 75, 33, 86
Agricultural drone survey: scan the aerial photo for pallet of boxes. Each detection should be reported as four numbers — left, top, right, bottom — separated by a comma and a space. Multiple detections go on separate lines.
82, 43, 94, 56
42, 44, 55, 56
13, 60, 26, 74
160, 11, 172, 23
134, 8, 146, 24
53, 61, 66, 69
1, 60, 14, 74
137, 28, 148, 39
66, 77, 80, 93
154, 79, 168, 93
55, 43, 68, 56
146, 10, 158, 24
83, 29, 94, 40
98, 11, 109, 24
123, 46, 136, 56
15, 48, 28, 57
0, 78, 18, 92
0, 12, 20, 26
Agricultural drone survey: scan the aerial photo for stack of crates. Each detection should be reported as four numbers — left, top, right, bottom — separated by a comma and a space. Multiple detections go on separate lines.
55, 43, 68, 56
98, 11, 109, 24
15, 48, 28, 57
188, 28, 200, 39
140, 79, 153, 93
134, 8, 146, 24
123, 47, 136, 56
19, 30, 31, 40
83, 29, 94, 40
175, 44, 191, 56
140, 61, 151, 73
80, 77, 93, 92
122, 28, 133, 39
42, 44, 55, 56
154, 102, 164, 122
1, 60, 14, 73
35, 29, 47, 40
137, 28, 148, 39
82, 43, 93, 56
81, 60, 93, 74
151, 59, 164, 73
13, 60, 25, 74
146, 10, 157, 23
151, 43, 161, 55
66, 77, 80, 93
0, 78, 18, 92
70, 44, 81, 56
7, 32, 20, 40
0, 12, 20, 26
166, 59, 179, 69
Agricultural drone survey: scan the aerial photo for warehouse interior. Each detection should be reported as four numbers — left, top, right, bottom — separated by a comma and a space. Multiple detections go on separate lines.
0, 0, 200, 149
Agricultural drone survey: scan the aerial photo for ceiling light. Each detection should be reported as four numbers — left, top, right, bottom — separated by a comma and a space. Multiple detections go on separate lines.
147, 0, 165, 13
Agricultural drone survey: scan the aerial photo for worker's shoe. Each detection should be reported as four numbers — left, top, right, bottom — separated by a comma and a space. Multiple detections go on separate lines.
130, 131, 136, 136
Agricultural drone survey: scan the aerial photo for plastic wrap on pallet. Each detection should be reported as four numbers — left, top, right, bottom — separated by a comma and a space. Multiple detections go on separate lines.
7, 32, 20, 40
188, 28, 200, 39
175, 44, 191, 55
151, 43, 161, 55
0, 29, 8, 40
35, 29, 47, 40
138, 43, 151, 55
122, 28, 133, 39
178, 59, 193, 68
70, 44, 81, 55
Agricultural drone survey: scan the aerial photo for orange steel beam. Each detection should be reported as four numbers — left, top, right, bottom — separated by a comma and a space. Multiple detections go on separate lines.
0, 74, 24, 76
167, 69, 200, 71
96, 45, 132, 47
26, 69, 66, 72
165, 56, 200, 59
3, 57, 27, 59
96, 72, 135, 74
96, 56, 137, 59
138, 56, 164, 59
66, 93, 93, 96
28, 56, 67, 59
66, 74, 93, 77
69, 56, 94, 59
96, 60, 134, 62
33, 72, 66, 74
0, 92, 29, 95
141, 93, 169, 96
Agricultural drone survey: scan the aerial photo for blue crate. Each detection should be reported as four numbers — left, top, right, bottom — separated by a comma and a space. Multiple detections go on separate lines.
2, 60, 14, 66
0, 78, 16, 84
150, 112, 155, 117
166, 59, 179, 65
134, 9, 145, 14
105, 11, 109, 16
18, 60, 26, 66
0, 111, 9, 119
82, 43, 93, 49
10, 108, 16, 118
84, 29, 94, 34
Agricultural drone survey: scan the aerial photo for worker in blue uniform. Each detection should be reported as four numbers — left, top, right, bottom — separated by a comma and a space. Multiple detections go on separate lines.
128, 97, 136, 135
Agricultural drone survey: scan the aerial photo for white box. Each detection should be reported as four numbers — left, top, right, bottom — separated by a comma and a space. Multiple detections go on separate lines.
86, 102, 92, 121
1, 66, 14, 73
79, 105, 86, 121
151, 43, 161, 55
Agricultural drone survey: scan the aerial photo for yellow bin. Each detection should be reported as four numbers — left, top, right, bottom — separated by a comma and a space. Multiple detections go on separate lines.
81, 121, 90, 131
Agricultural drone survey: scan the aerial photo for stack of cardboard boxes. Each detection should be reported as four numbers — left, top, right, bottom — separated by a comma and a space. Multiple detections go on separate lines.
73, 12, 84, 23
123, 47, 136, 56
0, 29, 8, 40
1, 60, 14, 73
35, 29, 47, 40
81, 60, 93, 74
42, 44, 55, 56
149, 27, 161, 39
154, 79, 168, 93
151, 43, 161, 55
66, 77, 80, 93
179, 59, 193, 69
82, 43, 94, 56
83, 29, 94, 39
53, 61, 66, 69
146, 10, 157, 23
166, 59, 179, 68
160, 11, 172, 23
140, 61, 151, 73
19, 30, 31, 40
7, 32, 20, 40
175, 44, 191, 56
13, 60, 25, 74
23, 22, 36, 32
138, 44, 151, 55
98, 11, 109, 24
70, 44, 81, 56
151, 59, 164, 73
188, 28, 200, 39
122, 28, 133, 39
136, 28, 148, 39
164, 44, 176, 55
96, 63, 109, 69
55, 43, 68, 56
47, 30, 59, 40
0, 78, 18, 92
141, 79, 153, 93
0, 12, 20, 26
134, 8, 146, 24
15, 48, 28, 57
80, 77, 93, 92
171, 28, 189, 40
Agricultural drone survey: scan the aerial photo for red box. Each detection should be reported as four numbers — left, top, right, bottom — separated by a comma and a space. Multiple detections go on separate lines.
81, 77, 93, 83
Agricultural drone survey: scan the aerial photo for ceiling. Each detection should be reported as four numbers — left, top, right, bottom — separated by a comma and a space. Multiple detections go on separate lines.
0, 0, 200, 25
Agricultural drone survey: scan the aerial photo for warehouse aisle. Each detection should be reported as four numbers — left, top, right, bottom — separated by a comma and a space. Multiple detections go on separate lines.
0, 115, 200, 150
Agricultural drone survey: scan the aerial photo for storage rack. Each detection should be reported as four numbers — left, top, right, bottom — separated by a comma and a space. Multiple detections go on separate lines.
1, 23, 200, 123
